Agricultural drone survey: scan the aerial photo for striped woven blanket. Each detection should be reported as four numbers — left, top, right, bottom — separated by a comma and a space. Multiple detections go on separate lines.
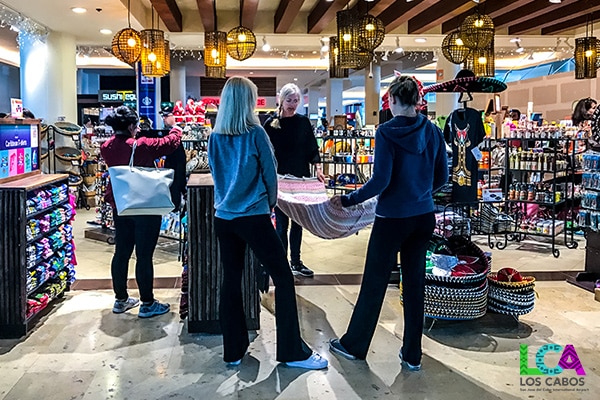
277, 176, 376, 239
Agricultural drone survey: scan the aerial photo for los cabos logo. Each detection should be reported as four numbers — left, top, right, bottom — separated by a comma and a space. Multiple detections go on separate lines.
520, 344, 586, 388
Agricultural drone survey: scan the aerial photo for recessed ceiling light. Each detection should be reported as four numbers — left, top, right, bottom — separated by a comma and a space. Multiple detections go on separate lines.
100, 29, 112, 35
414, 37, 427, 43
249, 71, 254, 75
549, 0, 561, 4
71, 7, 87, 14
293, 78, 298, 81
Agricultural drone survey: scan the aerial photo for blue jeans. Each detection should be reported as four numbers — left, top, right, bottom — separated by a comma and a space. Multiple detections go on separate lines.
340, 212, 435, 365
214, 214, 312, 363
274, 206, 303, 264
111, 214, 162, 303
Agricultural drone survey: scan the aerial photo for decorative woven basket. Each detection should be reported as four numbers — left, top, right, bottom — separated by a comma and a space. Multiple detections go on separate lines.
55, 147, 82, 161
52, 122, 82, 136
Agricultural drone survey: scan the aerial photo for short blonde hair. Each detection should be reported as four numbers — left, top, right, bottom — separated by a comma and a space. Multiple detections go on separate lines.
213, 76, 260, 135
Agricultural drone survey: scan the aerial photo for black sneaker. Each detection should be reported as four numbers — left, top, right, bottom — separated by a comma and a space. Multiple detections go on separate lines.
291, 261, 314, 277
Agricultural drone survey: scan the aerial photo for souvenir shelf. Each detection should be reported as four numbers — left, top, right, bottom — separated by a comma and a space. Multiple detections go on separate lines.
318, 129, 375, 194
499, 133, 579, 257
571, 151, 600, 292
0, 173, 76, 338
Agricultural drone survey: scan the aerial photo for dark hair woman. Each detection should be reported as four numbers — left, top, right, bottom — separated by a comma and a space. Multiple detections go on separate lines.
572, 97, 597, 127
328, 76, 448, 371
100, 106, 182, 318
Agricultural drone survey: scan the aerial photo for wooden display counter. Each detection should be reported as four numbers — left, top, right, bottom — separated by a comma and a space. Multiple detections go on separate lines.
186, 173, 260, 333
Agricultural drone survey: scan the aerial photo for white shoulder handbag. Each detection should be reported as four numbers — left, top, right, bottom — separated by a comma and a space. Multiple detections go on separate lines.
108, 141, 175, 216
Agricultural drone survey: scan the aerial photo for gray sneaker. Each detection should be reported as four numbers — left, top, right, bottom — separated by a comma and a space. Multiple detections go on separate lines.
112, 297, 140, 314
138, 300, 170, 318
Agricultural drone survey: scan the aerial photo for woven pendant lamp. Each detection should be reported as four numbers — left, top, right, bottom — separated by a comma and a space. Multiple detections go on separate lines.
465, 38, 495, 77
357, 14, 385, 53
442, 30, 471, 64
111, 0, 141, 64
140, 28, 165, 78
163, 40, 171, 75
329, 36, 349, 78
337, 8, 359, 69
226, 0, 256, 61
354, 49, 372, 71
204, 31, 227, 68
205, 65, 226, 79
460, 12, 494, 49
575, 15, 599, 79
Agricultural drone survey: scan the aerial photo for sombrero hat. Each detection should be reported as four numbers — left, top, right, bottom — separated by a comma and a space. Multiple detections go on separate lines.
423, 69, 507, 94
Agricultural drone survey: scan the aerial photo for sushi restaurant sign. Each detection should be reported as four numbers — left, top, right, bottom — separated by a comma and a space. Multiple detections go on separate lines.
519, 344, 588, 394
98, 90, 137, 103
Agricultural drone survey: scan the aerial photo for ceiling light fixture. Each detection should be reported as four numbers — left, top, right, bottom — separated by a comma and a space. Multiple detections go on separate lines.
549, 0, 562, 4
111, 0, 141, 65
100, 29, 112, 35
320, 37, 329, 53
381, 50, 389, 61
414, 37, 427, 43
226, 0, 257, 61
71, 7, 87, 14
394, 37, 404, 54
261, 36, 270, 52
574, 14, 599, 79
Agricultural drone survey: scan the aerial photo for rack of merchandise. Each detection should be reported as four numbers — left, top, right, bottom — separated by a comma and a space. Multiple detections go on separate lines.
500, 131, 579, 257
572, 151, 600, 292
0, 173, 76, 338
319, 128, 375, 193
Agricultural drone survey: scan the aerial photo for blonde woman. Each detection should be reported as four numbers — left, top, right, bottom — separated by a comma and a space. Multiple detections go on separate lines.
207, 76, 327, 370
263, 83, 325, 277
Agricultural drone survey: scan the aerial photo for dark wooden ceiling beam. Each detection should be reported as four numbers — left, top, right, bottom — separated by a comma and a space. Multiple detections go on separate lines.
493, 0, 579, 30
408, 0, 474, 34
377, 0, 438, 32
441, 0, 534, 34
354, 0, 396, 17
196, 0, 215, 32
242, 0, 259, 29
274, 0, 306, 34
508, 3, 600, 35
307, 0, 350, 34
542, 14, 588, 35
150, 0, 182, 32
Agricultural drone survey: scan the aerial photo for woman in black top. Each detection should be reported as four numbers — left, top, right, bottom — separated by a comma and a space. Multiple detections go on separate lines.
263, 83, 325, 277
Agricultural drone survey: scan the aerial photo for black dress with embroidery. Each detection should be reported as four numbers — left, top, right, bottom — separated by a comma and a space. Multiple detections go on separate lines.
443, 108, 485, 203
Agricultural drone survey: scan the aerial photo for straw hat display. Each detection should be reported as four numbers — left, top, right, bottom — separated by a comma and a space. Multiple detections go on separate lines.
487, 268, 535, 316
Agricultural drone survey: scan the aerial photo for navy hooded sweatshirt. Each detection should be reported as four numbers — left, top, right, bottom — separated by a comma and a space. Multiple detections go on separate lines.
341, 114, 448, 218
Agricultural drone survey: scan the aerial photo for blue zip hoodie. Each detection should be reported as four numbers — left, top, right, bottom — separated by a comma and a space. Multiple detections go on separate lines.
341, 114, 448, 218
208, 125, 278, 220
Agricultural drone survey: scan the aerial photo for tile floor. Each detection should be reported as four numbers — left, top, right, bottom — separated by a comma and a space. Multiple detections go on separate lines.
1, 209, 598, 399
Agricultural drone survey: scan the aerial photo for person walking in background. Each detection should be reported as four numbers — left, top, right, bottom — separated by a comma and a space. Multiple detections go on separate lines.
207, 76, 327, 369
100, 106, 181, 318
328, 76, 448, 371
263, 83, 325, 278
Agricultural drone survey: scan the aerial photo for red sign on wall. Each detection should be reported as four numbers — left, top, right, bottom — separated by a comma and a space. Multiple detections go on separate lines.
201, 97, 267, 107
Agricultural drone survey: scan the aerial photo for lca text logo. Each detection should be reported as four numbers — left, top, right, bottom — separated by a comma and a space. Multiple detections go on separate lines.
520, 344, 586, 388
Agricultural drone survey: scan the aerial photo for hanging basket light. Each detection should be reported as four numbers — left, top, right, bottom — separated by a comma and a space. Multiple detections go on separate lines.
110, 1, 141, 64
140, 28, 166, 78
163, 40, 171, 75
354, 50, 373, 71
337, 8, 360, 69
574, 15, 599, 79
204, 31, 227, 68
111, 28, 141, 64
575, 37, 599, 79
357, 14, 385, 53
465, 38, 495, 77
460, 13, 494, 49
205, 65, 226, 79
226, 25, 256, 61
441, 30, 471, 64
329, 36, 349, 78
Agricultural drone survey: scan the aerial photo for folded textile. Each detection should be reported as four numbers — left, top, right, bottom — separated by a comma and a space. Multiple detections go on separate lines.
277, 176, 376, 240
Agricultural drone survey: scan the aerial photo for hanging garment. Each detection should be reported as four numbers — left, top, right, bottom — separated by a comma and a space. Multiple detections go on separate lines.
277, 176, 377, 239
443, 108, 485, 203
